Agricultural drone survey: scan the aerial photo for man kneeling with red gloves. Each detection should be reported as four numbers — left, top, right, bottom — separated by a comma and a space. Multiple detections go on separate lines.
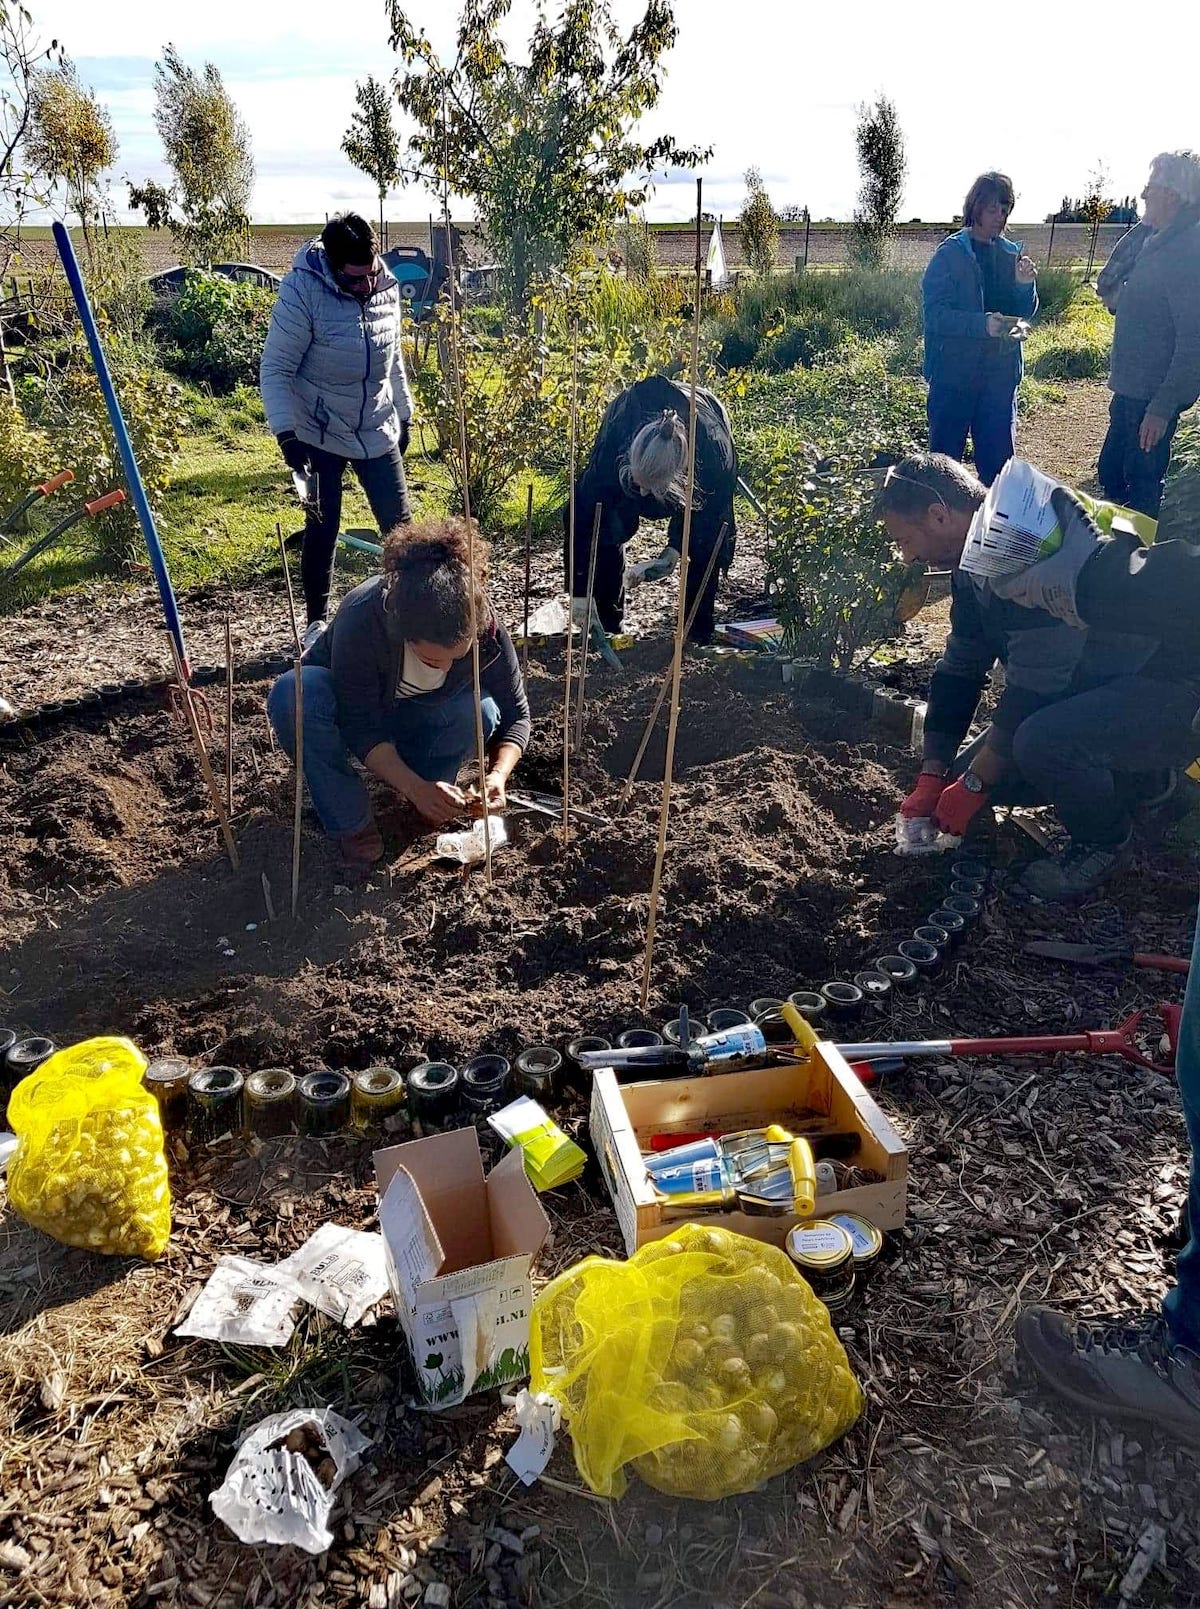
879, 452, 1200, 899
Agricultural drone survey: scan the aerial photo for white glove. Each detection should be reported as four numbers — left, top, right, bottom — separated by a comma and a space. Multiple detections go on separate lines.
624, 546, 680, 590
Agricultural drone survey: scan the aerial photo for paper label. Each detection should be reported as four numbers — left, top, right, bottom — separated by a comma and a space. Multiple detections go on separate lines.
176, 1257, 302, 1347
504, 1389, 560, 1486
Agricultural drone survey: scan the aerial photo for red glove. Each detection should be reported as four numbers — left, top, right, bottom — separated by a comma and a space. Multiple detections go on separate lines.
933, 777, 990, 837
900, 773, 947, 819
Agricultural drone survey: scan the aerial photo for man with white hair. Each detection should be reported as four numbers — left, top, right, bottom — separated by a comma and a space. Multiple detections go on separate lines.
1096, 150, 1200, 516
564, 375, 738, 644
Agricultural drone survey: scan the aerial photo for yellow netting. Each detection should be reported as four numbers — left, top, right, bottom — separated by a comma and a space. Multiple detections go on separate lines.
7, 1037, 171, 1260
530, 1223, 863, 1500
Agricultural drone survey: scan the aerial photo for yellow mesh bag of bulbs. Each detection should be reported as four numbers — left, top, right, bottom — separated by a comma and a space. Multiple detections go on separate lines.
7, 1037, 171, 1260
529, 1223, 862, 1500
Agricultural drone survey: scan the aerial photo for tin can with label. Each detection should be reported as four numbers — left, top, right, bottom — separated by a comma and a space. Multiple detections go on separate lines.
786, 1219, 856, 1312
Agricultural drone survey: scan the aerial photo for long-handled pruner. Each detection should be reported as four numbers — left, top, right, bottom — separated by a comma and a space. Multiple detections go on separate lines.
827, 1002, 1184, 1078
0, 469, 75, 545
1023, 939, 1190, 976
1, 488, 126, 581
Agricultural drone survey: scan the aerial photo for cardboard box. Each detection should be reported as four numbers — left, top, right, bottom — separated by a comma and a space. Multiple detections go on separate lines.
589, 1041, 908, 1255
376, 1128, 550, 1407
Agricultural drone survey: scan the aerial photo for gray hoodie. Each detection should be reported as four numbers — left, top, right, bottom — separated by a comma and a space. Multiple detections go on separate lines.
1097, 212, 1200, 420
260, 241, 414, 461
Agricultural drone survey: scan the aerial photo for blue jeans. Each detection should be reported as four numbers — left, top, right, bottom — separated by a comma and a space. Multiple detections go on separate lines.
927, 376, 1018, 485
952, 676, 1200, 847
266, 666, 499, 836
1164, 902, 1200, 1349
1097, 394, 1180, 519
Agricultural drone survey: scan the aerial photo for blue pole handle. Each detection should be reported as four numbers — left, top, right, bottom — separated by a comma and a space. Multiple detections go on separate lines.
52, 222, 189, 675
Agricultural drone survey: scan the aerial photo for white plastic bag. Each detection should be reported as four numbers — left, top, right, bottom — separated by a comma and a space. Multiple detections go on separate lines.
210, 1407, 370, 1553
893, 814, 962, 857
276, 1224, 389, 1327
175, 1256, 302, 1347
436, 815, 509, 866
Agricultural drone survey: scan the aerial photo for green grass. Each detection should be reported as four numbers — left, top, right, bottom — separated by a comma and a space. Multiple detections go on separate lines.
0, 382, 564, 613
1026, 287, 1113, 381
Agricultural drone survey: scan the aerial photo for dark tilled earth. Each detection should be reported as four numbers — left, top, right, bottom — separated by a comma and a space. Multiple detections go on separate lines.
3, 450, 1200, 1604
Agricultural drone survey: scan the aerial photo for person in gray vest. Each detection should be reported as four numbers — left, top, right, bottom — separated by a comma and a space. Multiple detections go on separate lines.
261, 213, 415, 647
1096, 151, 1200, 517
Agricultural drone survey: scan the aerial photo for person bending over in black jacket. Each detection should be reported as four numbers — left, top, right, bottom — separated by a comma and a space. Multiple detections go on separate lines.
564, 375, 738, 644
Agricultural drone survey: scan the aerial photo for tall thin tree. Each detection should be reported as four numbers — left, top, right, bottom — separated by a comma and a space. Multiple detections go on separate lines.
342, 76, 402, 244
851, 94, 906, 269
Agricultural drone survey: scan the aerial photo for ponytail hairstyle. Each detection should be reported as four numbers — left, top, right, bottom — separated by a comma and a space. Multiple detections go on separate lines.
382, 517, 491, 645
620, 408, 692, 507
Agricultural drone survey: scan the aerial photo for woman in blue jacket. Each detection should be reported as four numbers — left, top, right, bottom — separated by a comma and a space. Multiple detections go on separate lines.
922, 172, 1038, 484
261, 214, 415, 646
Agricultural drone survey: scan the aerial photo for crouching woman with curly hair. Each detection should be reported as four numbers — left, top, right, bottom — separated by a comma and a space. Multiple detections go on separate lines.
267, 518, 530, 868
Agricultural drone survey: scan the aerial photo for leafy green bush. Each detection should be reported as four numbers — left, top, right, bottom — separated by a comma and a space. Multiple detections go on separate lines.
19, 333, 187, 566
0, 401, 53, 519
709, 267, 921, 373
736, 349, 925, 669
760, 311, 851, 372
1159, 411, 1200, 542
155, 270, 276, 392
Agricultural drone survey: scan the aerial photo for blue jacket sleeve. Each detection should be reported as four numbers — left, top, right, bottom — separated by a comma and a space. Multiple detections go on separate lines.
922, 580, 993, 765
389, 305, 415, 425
330, 627, 393, 763
922, 247, 988, 340
259, 274, 313, 438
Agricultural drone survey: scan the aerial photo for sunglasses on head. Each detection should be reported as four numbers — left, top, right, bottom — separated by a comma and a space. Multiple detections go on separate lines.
881, 465, 949, 513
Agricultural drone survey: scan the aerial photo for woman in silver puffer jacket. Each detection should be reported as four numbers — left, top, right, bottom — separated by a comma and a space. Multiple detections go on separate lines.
261, 213, 416, 642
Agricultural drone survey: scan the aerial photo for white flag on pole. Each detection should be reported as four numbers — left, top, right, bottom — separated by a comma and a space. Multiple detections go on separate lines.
706, 220, 729, 289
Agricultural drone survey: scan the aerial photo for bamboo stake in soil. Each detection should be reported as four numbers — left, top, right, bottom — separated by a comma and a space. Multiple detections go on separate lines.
573, 502, 603, 749
224, 613, 234, 817
276, 522, 305, 915
639, 178, 705, 1013
291, 654, 304, 918
616, 522, 727, 813
169, 637, 240, 871
520, 481, 534, 678
442, 94, 493, 881
563, 321, 579, 847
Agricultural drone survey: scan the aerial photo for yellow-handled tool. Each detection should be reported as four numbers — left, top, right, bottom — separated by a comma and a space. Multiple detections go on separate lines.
765, 1123, 817, 1217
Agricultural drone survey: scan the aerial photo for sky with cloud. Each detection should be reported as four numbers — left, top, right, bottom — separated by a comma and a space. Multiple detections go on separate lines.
26, 0, 1199, 228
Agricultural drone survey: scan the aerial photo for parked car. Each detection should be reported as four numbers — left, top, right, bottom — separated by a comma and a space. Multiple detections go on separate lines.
143, 262, 282, 299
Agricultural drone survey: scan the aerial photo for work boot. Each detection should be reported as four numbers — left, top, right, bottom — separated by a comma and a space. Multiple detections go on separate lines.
337, 820, 384, 869
1021, 832, 1131, 900
1016, 1307, 1200, 1447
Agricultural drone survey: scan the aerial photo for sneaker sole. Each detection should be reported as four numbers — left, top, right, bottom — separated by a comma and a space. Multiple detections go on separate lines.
1020, 1344, 1200, 1449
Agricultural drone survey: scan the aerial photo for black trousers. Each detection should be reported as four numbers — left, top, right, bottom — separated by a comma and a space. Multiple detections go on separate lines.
302, 443, 412, 624
567, 509, 735, 644
1097, 394, 1180, 519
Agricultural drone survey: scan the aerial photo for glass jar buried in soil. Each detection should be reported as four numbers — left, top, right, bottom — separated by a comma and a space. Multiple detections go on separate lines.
351, 1066, 406, 1130
406, 1061, 460, 1123
298, 1071, 352, 1136
188, 1066, 245, 1143
245, 1069, 298, 1137
143, 1057, 192, 1132
514, 1046, 562, 1100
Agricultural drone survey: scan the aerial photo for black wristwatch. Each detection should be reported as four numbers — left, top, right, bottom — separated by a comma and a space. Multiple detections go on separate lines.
961, 770, 986, 795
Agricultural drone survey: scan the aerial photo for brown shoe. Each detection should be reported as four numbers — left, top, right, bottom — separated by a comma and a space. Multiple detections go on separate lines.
337, 821, 384, 868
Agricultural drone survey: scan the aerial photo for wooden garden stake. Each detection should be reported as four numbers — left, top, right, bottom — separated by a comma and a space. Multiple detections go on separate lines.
169, 636, 240, 871
573, 502, 603, 749
562, 320, 579, 847
276, 522, 305, 915
616, 524, 727, 812
276, 520, 302, 656
441, 92, 492, 882
291, 652, 304, 918
520, 481, 534, 677
224, 613, 234, 817
640, 178, 705, 1013
261, 871, 277, 923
